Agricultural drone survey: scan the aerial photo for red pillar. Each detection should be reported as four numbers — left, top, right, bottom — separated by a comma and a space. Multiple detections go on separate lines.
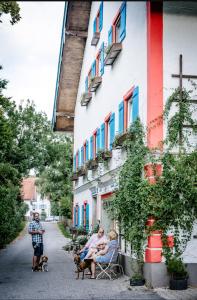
147, 1, 163, 149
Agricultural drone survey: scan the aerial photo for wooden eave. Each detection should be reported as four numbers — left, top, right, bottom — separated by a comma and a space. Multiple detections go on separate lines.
53, 2, 91, 132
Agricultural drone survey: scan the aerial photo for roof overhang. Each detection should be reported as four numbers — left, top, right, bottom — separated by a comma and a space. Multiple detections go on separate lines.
52, 1, 91, 132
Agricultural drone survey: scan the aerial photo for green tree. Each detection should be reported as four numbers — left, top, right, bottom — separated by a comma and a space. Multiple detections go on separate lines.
36, 135, 73, 219
0, 68, 66, 247
0, 1, 21, 25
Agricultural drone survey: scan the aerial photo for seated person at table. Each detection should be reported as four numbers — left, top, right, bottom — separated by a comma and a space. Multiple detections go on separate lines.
89, 230, 119, 279
79, 227, 107, 260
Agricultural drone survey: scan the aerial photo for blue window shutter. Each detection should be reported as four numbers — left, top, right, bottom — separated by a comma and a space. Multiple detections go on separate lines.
120, 2, 126, 42
78, 206, 80, 228
82, 205, 84, 227
101, 123, 105, 150
85, 76, 88, 92
92, 60, 96, 77
109, 113, 115, 150
118, 101, 124, 134
81, 146, 84, 165
86, 140, 89, 161
86, 204, 89, 231
132, 86, 139, 122
108, 26, 113, 46
90, 136, 93, 159
96, 128, 100, 153
93, 17, 97, 33
74, 207, 76, 226
99, 2, 103, 32
73, 154, 76, 172
100, 42, 104, 76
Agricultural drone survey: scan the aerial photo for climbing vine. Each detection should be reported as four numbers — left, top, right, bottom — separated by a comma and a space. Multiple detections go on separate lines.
108, 86, 197, 267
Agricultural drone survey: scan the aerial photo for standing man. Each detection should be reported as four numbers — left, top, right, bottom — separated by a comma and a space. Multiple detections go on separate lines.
28, 212, 45, 271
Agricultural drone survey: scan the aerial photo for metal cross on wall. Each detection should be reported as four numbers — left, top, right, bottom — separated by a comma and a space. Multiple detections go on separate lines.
171, 54, 197, 147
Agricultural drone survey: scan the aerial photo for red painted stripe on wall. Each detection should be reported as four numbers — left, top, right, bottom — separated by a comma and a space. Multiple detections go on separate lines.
147, 2, 163, 149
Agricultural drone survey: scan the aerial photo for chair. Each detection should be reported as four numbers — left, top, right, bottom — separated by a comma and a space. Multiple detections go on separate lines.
96, 248, 124, 280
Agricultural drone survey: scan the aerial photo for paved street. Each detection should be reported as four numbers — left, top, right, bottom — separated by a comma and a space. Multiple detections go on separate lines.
0, 222, 164, 300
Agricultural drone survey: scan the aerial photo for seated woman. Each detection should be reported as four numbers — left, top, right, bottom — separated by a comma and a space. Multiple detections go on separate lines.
89, 230, 119, 279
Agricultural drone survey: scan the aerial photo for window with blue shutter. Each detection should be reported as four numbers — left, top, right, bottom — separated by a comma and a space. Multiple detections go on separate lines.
86, 140, 89, 161
81, 146, 84, 166
99, 42, 104, 76
118, 101, 124, 134
92, 60, 96, 78
108, 26, 113, 46
93, 17, 97, 33
101, 123, 105, 150
96, 128, 100, 153
74, 207, 76, 226
81, 205, 84, 227
77, 206, 80, 228
90, 136, 93, 159
109, 113, 115, 150
73, 154, 76, 172
132, 86, 139, 122
86, 204, 89, 231
99, 2, 103, 32
85, 76, 88, 92
120, 2, 126, 42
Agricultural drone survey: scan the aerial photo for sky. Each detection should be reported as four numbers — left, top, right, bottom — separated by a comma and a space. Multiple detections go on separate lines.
0, 1, 65, 120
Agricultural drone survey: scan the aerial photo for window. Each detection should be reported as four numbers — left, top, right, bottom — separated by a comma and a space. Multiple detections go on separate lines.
108, 1, 126, 45
85, 140, 89, 161
118, 101, 124, 134
100, 123, 105, 150
93, 2, 103, 34
109, 113, 115, 150
123, 86, 139, 131
96, 128, 100, 154
81, 146, 84, 166
104, 113, 111, 149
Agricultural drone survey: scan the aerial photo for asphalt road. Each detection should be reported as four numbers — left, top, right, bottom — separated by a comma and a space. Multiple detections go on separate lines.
0, 222, 164, 300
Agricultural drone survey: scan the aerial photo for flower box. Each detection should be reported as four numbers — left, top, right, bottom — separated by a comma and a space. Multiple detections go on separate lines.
89, 76, 102, 92
71, 172, 78, 181
113, 132, 128, 148
85, 159, 98, 170
80, 92, 92, 106
104, 43, 122, 66
91, 32, 100, 46
77, 166, 87, 177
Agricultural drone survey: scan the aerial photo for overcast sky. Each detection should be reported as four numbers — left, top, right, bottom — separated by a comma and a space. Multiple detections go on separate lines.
0, 1, 64, 120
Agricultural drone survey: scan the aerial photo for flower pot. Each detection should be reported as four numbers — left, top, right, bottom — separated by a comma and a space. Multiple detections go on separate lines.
130, 278, 145, 286
169, 278, 188, 290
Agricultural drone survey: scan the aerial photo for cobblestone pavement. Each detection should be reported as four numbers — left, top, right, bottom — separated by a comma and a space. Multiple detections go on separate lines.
0, 222, 165, 300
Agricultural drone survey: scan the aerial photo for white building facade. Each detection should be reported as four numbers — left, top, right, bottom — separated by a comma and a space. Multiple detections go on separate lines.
53, 1, 197, 286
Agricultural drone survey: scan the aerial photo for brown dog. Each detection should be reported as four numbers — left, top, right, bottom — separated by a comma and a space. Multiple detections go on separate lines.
38, 255, 48, 272
73, 254, 92, 279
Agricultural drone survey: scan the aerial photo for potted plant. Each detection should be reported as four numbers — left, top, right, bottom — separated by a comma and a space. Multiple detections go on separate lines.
129, 257, 145, 286
166, 257, 188, 290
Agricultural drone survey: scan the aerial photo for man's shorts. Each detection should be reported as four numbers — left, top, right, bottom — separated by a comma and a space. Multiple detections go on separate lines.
32, 242, 43, 256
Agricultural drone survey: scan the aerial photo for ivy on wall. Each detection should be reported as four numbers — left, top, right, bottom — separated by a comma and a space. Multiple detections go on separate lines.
108, 87, 197, 263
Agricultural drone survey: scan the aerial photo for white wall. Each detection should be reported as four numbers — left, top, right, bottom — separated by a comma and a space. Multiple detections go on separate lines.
74, 1, 147, 153
163, 12, 197, 149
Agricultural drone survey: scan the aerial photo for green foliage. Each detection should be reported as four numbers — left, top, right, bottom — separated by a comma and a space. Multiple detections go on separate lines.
0, 68, 71, 247
108, 109, 197, 269
0, 1, 21, 25
58, 222, 72, 239
164, 87, 197, 150
76, 235, 88, 246
36, 135, 73, 219
166, 257, 188, 279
